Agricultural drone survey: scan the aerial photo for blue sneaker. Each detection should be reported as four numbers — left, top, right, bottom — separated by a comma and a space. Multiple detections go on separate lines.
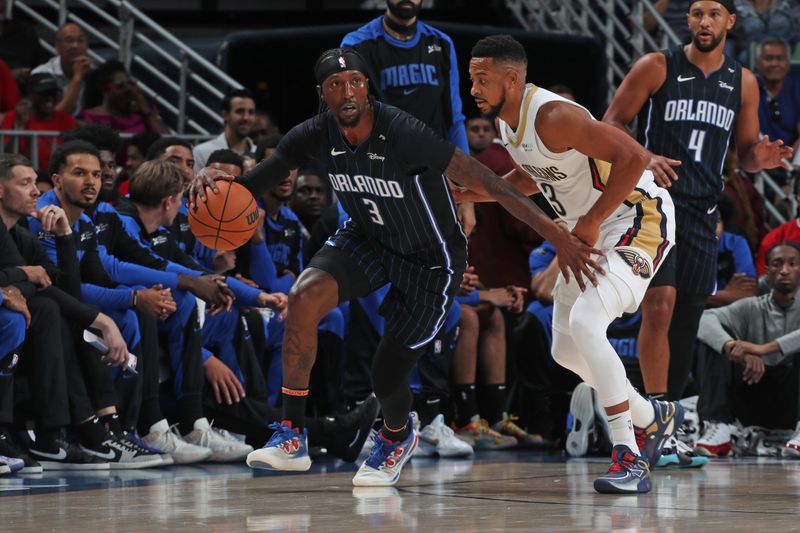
246, 423, 311, 471
0, 454, 24, 474
635, 399, 684, 468
593, 445, 652, 494
352, 419, 418, 487
657, 435, 709, 468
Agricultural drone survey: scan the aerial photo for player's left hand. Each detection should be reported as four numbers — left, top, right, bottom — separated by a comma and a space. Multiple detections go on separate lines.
506, 286, 527, 313
257, 291, 288, 321
551, 220, 605, 291
188, 167, 235, 210
457, 202, 476, 237
204, 355, 246, 405
647, 153, 681, 188
753, 135, 794, 170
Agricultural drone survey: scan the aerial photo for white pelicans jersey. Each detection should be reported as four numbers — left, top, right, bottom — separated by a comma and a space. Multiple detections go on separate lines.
498, 84, 674, 273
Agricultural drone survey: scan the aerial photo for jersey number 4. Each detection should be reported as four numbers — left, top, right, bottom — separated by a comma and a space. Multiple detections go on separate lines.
689, 129, 706, 163
362, 198, 385, 225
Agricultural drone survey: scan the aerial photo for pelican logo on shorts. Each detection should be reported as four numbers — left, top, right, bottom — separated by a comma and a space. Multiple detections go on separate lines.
245, 209, 259, 226
616, 249, 652, 279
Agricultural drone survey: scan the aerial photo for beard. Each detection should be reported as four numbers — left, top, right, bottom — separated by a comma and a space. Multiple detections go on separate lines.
484, 96, 505, 121
387, 0, 420, 20
338, 108, 362, 128
692, 31, 724, 52
64, 188, 96, 209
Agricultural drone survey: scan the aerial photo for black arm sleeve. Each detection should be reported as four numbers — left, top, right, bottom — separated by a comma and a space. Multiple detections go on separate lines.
80, 243, 115, 288
0, 221, 28, 286
38, 285, 100, 328
54, 234, 82, 298
171, 242, 211, 274
238, 118, 320, 198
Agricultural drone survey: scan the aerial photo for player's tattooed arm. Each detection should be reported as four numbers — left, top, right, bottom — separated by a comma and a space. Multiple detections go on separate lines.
445, 148, 604, 289
188, 156, 293, 208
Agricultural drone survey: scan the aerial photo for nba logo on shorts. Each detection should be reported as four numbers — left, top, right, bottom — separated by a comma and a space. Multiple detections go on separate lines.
616, 249, 652, 279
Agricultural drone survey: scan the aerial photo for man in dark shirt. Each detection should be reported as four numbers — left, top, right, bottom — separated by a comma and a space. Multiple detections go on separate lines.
190, 47, 600, 487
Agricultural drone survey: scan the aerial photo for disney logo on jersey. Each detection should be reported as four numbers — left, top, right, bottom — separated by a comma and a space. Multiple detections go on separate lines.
663, 99, 735, 131
427, 44, 442, 54
616, 248, 652, 279
328, 173, 404, 199
520, 164, 568, 182
94, 222, 109, 235
718, 81, 734, 92
151, 235, 168, 247
367, 152, 385, 161
79, 230, 94, 242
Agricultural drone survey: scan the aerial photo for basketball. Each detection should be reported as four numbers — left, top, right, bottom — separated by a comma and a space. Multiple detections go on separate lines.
188, 180, 259, 251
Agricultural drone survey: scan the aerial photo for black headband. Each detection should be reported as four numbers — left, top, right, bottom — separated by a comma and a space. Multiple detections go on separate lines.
689, 0, 736, 14
314, 48, 369, 85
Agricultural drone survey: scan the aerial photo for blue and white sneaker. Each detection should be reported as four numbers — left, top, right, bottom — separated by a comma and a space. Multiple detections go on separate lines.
0, 454, 24, 474
353, 420, 418, 487
657, 434, 709, 468
246, 423, 310, 471
593, 445, 652, 494
635, 399, 684, 468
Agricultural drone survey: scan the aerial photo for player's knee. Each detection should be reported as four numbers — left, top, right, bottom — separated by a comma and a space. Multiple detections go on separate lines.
641, 287, 676, 327
486, 305, 504, 332
288, 273, 338, 323
459, 304, 479, 334
568, 291, 608, 340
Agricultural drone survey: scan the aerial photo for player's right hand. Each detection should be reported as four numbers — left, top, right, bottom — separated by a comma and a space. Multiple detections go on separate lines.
0, 285, 30, 328
188, 167, 234, 210
552, 231, 605, 292
648, 154, 681, 188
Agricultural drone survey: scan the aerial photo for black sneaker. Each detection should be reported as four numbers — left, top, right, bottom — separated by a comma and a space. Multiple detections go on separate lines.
324, 394, 380, 463
81, 432, 163, 470
30, 439, 110, 470
0, 430, 42, 474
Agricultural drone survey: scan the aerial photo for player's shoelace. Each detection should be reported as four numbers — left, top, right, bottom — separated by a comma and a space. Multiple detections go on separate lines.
365, 433, 403, 470
266, 422, 300, 451
607, 449, 637, 474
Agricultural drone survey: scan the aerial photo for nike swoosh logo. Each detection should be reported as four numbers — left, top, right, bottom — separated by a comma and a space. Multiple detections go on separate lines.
331, 148, 346, 156
677, 75, 695, 82
403, 88, 419, 95
34, 448, 67, 460
88, 447, 117, 460
707, 205, 717, 215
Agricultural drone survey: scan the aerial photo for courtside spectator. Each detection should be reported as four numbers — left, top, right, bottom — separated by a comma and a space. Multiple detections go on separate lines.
695, 243, 800, 457
79, 60, 169, 135
756, 177, 800, 274
708, 197, 758, 307
1, 73, 75, 171
31, 22, 90, 116
755, 38, 800, 157
193, 88, 255, 172
0, 58, 19, 124
119, 132, 159, 196
252, 109, 280, 145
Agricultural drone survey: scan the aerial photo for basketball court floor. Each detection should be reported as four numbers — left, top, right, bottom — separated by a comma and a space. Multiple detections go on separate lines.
3, 451, 799, 532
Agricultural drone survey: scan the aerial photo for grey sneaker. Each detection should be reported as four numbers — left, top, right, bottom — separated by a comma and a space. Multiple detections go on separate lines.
183, 418, 253, 462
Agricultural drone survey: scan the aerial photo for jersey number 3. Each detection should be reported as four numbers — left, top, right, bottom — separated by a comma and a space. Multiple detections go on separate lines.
689, 129, 706, 162
362, 198, 385, 225
540, 182, 567, 217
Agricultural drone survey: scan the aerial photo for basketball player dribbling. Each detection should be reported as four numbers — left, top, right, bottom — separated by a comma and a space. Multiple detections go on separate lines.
190, 47, 602, 488
459, 34, 683, 494
603, 0, 792, 464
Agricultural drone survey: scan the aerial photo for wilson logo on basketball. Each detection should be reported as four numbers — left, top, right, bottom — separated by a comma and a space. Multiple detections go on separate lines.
616, 249, 652, 279
245, 209, 259, 225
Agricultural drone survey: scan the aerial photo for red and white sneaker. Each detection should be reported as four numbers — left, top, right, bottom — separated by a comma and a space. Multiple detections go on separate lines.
782, 422, 800, 459
694, 421, 734, 457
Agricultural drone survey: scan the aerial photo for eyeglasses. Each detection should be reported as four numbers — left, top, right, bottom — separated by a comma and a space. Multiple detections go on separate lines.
111, 79, 135, 89
56, 36, 87, 45
768, 97, 781, 122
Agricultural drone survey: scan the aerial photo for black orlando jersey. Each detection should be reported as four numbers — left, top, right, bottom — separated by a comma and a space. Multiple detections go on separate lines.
239, 101, 465, 268
638, 45, 742, 208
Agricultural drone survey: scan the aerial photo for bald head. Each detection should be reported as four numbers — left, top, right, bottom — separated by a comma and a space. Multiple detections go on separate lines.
55, 22, 88, 62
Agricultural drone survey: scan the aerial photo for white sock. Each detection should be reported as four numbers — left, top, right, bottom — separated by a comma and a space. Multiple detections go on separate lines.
627, 383, 656, 428
607, 410, 640, 454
